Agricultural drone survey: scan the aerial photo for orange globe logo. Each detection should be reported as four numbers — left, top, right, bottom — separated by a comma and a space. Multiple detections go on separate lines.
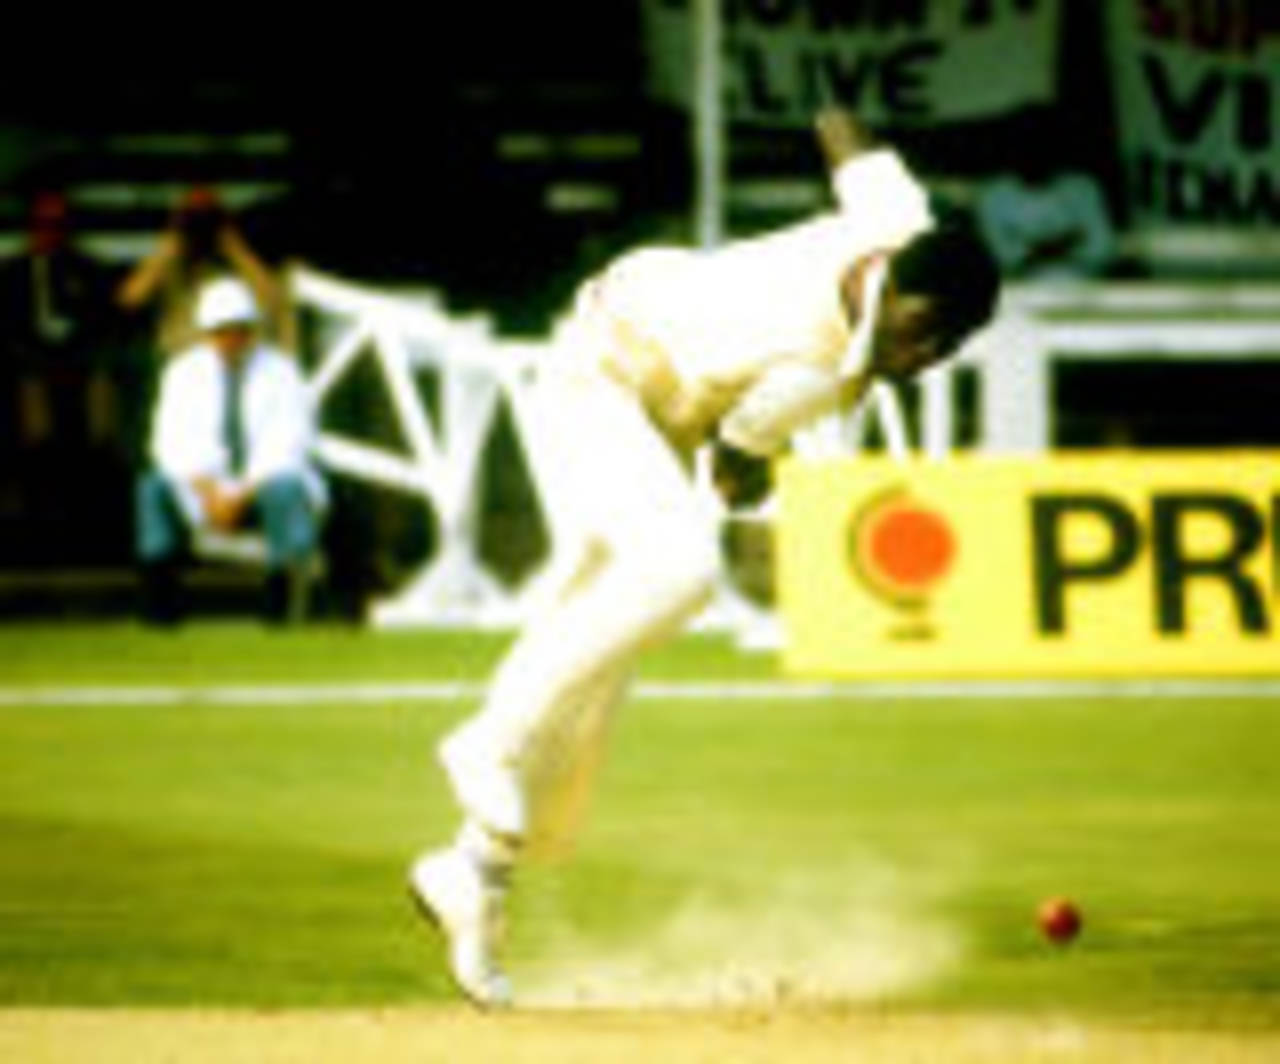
848, 488, 956, 637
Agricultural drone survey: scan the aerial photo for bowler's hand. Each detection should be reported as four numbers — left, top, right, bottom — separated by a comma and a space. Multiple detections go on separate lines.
814, 108, 877, 170
712, 441, 772, 510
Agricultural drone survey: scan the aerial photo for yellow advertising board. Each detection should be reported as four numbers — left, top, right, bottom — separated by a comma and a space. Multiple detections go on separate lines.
776, 453, 1280, 678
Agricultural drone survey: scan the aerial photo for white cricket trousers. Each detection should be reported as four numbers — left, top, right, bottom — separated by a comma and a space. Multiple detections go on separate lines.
443, 346, 720, 855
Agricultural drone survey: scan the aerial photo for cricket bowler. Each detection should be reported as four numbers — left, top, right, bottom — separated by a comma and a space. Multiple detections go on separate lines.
409, 108, 1001, 1006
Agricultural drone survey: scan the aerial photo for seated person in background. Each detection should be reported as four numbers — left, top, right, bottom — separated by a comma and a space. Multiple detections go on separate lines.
135, 277, 325, 625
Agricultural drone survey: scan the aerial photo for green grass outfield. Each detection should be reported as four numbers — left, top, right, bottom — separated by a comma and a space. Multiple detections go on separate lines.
0, 622, 1278, 1027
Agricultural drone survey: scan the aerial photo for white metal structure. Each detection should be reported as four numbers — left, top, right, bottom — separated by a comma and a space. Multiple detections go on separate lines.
938, 282, 1280, 454
293, 267, 551, 627
292, 267, 1280, 633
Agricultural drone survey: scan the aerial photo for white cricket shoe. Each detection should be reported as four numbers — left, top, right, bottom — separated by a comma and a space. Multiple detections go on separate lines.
409, 848, 513, 1009
439, 726, 527, 841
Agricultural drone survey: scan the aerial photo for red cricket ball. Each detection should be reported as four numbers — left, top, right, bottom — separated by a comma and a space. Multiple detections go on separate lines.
1038, 897, 1083, 944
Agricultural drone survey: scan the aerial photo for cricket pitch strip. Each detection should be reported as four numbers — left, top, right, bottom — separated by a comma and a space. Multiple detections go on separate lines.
3, 1007, 1280, 1064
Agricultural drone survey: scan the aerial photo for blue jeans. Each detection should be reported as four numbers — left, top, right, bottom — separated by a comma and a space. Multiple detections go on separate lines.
135, 471, 321, 568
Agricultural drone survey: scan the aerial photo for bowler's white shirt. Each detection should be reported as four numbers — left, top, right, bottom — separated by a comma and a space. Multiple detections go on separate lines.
590, 150, 931, 384
150, 341, 325, 518
562, 150, 933, 453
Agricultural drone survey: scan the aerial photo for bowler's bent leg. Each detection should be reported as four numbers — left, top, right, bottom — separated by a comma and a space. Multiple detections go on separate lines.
448, 529, 717, 835
522, 660, 632, 859
413, 348, 714, 1007
442, 366, 717, 846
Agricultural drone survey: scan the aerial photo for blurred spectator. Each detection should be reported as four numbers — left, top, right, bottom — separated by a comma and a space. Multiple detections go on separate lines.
136, 277, 325, 625
117, 187, 294, 359
0, 188, 123, 560
976, 165, 1115, 280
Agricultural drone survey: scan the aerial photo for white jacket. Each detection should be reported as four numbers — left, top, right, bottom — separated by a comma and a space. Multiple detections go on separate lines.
149, 341, 326, 517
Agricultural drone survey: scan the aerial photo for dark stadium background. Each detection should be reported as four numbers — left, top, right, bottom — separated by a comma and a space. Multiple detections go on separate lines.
0, 2, 1276, 611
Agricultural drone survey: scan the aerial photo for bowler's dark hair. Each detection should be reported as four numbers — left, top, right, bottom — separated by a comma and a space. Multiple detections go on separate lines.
890, 223, 999, 354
